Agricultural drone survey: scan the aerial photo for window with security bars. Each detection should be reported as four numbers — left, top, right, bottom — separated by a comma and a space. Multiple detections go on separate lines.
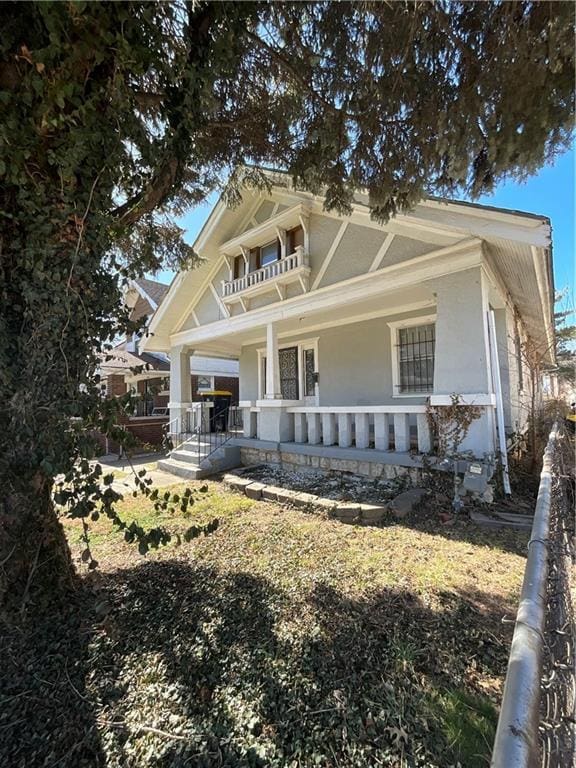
304, 348, 315, 396
397, 324, 435, 393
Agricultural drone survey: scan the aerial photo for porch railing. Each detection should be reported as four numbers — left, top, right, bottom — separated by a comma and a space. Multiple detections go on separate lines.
288, 405, 431, 453
164, 402, 243, 458
222, 246, 306, 298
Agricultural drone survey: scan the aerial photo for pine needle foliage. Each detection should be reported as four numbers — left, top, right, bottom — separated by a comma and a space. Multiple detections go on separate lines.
0, 1, 573, 611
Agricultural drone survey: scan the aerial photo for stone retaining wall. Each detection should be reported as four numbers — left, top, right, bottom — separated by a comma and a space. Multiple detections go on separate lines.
239, 446, 424, 484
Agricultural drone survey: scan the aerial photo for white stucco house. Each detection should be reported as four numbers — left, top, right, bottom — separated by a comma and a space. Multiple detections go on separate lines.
140, 170, 554, 480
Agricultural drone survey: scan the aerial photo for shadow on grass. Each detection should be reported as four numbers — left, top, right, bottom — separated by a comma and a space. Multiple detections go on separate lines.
2, 559, 512, 767
0, 587, 106, 767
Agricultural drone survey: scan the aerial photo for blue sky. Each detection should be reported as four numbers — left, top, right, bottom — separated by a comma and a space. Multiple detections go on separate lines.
158, 148, 574, 301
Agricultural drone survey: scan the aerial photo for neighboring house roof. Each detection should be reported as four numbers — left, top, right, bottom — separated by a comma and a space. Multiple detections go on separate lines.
100, 346, 239, 379
132, 277, 169, 310
99, 345, 170, 376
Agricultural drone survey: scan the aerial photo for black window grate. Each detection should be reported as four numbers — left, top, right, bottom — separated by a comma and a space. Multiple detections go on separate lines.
397, 324, 435, 393
304, 348, 315, 397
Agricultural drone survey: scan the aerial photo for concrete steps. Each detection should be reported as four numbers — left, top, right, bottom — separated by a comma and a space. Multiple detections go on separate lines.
170, 448, 208, 464
158, 439, 241, 481
157, 458, 209, 480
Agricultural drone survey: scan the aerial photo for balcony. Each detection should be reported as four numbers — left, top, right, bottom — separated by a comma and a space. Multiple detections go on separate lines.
222, 245, 311, 306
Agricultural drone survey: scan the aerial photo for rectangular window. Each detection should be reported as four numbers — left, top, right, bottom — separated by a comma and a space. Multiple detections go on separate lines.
397, 323, 435, 393
260, 240, 280, 267
233, 255, 245, 280
287, 225, 304, 254
197, 375, 214, 391
304, 348, 315, 396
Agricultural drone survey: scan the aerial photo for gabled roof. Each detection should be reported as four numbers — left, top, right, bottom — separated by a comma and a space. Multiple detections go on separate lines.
132, 277, 169, 310
99, 344, 170, 375
142, 169, 555, 362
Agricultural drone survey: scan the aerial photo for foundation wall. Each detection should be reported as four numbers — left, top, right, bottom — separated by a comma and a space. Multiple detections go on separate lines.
239, 446, 424, 484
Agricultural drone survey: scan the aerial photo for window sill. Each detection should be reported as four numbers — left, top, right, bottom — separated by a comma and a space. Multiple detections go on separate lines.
392, 392, 432, 399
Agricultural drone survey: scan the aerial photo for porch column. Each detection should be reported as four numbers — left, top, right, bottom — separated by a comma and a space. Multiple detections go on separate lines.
338, 413, 353, 448
168, 345, 193, 433
321, 413, 336, 446
431, 266, 495, 456
294, 413, 307, 443
265, 322, 282, 399
393, 414, 410, 452
307, 413, 321, 444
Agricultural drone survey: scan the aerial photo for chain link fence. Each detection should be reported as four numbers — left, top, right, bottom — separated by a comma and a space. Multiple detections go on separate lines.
539, 435, 575, 768
492, 426, 575, 768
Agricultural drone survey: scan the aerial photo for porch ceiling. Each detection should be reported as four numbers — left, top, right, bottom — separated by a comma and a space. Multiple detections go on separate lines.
190, 283, 435, 357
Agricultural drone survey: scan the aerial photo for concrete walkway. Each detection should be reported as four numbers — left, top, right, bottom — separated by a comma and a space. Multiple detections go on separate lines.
95, 453, 182, 492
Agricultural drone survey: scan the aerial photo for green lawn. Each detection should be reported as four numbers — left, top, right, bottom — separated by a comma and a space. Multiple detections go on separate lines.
6, 481, 528, 768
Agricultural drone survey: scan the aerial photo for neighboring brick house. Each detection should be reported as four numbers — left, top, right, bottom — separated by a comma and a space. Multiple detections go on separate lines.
98, 277, 239, 451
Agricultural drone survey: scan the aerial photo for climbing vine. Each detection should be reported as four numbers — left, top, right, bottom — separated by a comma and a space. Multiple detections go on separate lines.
0, 1, 573, 613
426, 395, 483, 458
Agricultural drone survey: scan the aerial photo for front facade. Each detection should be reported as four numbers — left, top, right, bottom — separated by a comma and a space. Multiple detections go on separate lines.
142, 171, 554, 472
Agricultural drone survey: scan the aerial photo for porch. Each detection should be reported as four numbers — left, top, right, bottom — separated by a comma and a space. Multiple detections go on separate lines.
167, 265, 505, 463
235, 396, 496, 473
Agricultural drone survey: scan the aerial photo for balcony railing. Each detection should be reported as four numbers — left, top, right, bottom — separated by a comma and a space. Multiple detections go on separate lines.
223, 245, 307, 299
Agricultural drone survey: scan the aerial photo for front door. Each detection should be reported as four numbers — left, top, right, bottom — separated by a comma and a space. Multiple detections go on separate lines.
279, 346, 299, 400
261, 343, 319, 403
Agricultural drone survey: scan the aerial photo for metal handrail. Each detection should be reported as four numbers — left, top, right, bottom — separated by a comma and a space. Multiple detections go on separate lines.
491, 423, 559, 768
163, 413, 198, 453
198, 401, 237, 461
164, 403, 241, 463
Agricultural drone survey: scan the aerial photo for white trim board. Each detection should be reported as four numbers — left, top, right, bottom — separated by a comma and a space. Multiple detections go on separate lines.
311, 221, 349, 290
173, 254, 228, 333
240, 300, 436, 348
369, 232, 395, 272
209, 282, 230, 319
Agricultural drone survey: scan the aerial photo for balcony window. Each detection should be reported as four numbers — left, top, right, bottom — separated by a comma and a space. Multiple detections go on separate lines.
287, 225, 304, 254
233, 255, 246, 279
260, 240, 280, 267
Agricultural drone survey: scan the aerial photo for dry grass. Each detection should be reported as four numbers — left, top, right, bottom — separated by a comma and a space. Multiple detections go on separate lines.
9, 479, 528, 767
64, 479, 526, 603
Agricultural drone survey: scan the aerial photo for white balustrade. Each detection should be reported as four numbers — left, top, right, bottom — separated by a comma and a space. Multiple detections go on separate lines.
285, 405, 433, 454
223, 246, 306, 298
